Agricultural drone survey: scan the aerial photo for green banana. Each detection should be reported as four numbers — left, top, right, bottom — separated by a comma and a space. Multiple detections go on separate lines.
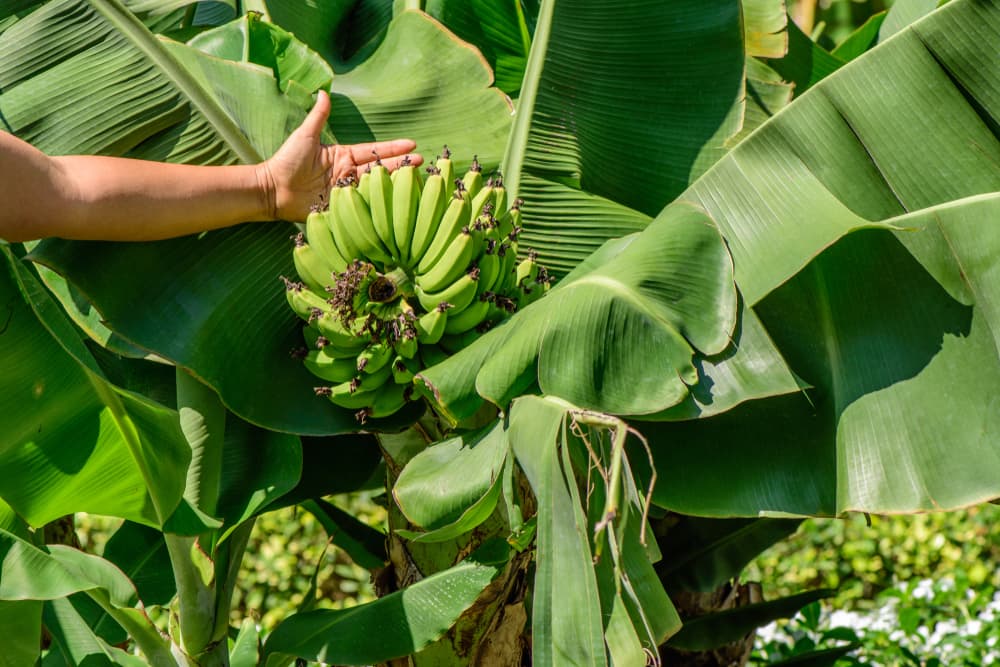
333, 183, 393, 267
391, 164, 421, 267
394, 333, 418, 359
391, 355, 418, 384
494, 242, 519, 293
497, 200, 522, 238
518, 279, 550, 309
368, 164, 399, 262
491, 176, 507, 217
415, 304, 449, 344
369, 382, 410, 418
415, 191, 470, 275
292, 237, 336, 294
303, 350, 358, 383
415, 270, 479, 313
356, 341, 394, 374
475, 251, 501, 297
416, 228, 480, 293
306, 213, 349, 275
408, 170, 447, 268
314, 312, 369, 352
288, 146, 554, 423
326, 383, 380, 410
469, 183, 494, 224
515, 255, 540, 289
328, 186, 364, 262
462, 157, 483, 199
437, 147, 455, 199
356, 169, 371, 203
356, 362, 393, 392
443, 297, 490, 334
285, 280, 329, 321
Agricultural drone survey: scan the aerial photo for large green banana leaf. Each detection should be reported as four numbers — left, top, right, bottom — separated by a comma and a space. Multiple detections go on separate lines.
418, 202, 766, 422
0, 247, 191, 530
0, 528, 174, 664
5, 1, 510, 434
502, 0, 748, 276
641, 0, 1000, 517
422, 0, 537, 95
424, 0, 1000, 517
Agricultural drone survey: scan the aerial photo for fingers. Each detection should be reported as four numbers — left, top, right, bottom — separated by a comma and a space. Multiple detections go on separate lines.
347, 139, 418, 165
297, 90, 332, 140
379, 153, 424, 172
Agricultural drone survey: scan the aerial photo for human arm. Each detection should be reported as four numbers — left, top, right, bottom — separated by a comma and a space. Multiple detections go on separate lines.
0, 91, 421, 242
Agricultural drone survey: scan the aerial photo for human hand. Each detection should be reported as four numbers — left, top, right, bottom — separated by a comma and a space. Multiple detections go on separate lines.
257, 90, 423, 221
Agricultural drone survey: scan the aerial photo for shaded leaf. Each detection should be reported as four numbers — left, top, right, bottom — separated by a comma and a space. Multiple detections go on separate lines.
230, 616, 261, 667
763, 18, 844, 94
742, 0, 788, 58
424, 0, 533, 94
246, 0, 354, 67
666, 589, 835, 651
831, 11, 886, 62
655, 517, 801, 593
216, 416, 302, 539
878, 0, 939, 42
302, 498, 386, 571
71, 520, 175, 646
0, 529, 173, 664
767, 644, 860, 667
43, 597, 146, 667
187, 11, 334, 93
263, 434, 383, 511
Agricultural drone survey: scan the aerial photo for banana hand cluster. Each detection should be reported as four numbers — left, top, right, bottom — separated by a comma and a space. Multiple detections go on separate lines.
285, 149, 551, 422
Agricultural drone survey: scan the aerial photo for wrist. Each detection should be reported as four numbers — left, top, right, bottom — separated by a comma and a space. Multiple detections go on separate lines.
254, 162, 279, 221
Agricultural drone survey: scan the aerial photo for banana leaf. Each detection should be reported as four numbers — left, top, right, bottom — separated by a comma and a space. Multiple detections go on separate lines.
262, 539, 509, 666
423, 0, 536, 95
7, 1, 511, 434
0, 529, 174, 664
418, 201, 801, 423
43, 597, 148, 667
0, 247, 191, 530
641, 0, 1000, 516
427, 0, 1000, 517
665, 589, 835, 651
742, 0, 788, 58
502, 0, 748, 277
0, 600, 43, 667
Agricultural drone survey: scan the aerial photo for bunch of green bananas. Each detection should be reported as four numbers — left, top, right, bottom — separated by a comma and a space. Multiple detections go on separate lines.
284, 148, 551, 422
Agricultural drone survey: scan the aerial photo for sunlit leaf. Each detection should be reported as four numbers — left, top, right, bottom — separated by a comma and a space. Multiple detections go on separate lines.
263, 539, 508, 666
0, 248, 190, 529
419, 202, 740, 421
503, 0, 747, 276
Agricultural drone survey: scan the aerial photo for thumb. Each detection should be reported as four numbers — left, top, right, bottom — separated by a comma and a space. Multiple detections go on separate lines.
296, 90, 331, 140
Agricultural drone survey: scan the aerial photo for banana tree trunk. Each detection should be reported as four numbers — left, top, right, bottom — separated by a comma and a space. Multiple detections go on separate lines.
378, 431, 532, 666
